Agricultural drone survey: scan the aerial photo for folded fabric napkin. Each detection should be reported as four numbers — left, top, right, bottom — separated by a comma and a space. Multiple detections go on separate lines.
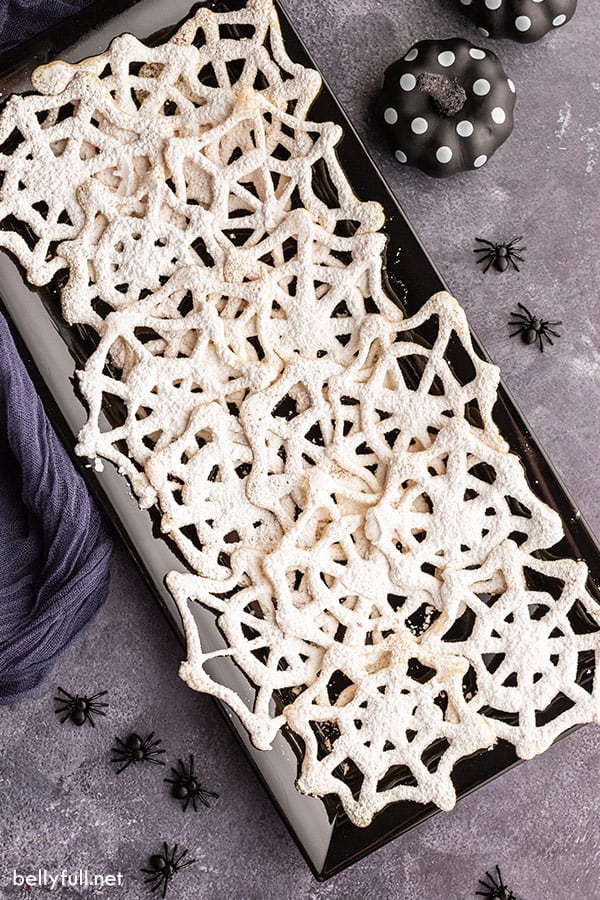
0, 312, 113, 702
0, 0, 95, 54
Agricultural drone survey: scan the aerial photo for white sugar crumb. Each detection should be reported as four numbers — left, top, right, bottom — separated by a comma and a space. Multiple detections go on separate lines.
1, 0, 598, 828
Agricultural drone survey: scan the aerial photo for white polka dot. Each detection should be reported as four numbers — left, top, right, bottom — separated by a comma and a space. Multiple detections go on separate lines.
395, 149, 408, 163
507, 78, 516, 94
469, 48, 486, 60
456, 120, 474, 137
400, 73, 417, 91
473, 154, 488, 168
411, 117, 428, 134
436, 146, 453, 164
491, 106, 506, 124
438, 51, 455, 67
473, 78, 491, 96
479, 27, 490, 36
405, 48, 418, 62
459, 0, 472, 5
485, 0, 501, 8
384, 107, 398, 125
515, 15, 532, 31
553, 14, 567, 26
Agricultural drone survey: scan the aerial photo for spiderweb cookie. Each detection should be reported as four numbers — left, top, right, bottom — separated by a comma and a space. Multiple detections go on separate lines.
0, 0, 597, 827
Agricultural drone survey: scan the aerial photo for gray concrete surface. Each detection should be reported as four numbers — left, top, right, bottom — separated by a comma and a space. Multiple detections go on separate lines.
2, 0, 600, 897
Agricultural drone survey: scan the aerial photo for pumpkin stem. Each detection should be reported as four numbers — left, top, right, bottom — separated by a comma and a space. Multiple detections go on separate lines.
416, 72, 467, 117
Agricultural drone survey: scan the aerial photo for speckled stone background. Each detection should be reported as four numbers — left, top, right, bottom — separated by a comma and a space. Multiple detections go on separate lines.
1, 1, 599, 898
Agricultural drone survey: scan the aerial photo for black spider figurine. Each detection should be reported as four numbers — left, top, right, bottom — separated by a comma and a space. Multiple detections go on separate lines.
474, 236, 526, 272
111, 732, 166, 773
509, 303, 562, 352
164, 754, 219, 812
476, 865, 518, 899
54, 687, 108, 727
141, 843, 195, 899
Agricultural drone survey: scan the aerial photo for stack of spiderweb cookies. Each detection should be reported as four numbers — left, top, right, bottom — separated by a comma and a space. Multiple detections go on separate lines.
0, 0, 597, 826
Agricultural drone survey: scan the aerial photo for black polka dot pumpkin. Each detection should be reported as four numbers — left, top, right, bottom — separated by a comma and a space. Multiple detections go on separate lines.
380, 38, 516, 177
457, 0, 577, 43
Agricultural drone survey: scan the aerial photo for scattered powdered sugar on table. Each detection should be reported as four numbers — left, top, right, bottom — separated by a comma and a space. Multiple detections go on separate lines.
0, 0, 598, 827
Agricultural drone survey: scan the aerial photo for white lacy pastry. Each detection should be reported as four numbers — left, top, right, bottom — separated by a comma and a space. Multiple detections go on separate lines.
0, 0, 597, 827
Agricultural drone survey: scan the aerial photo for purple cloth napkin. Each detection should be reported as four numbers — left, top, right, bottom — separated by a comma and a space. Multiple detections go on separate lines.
0, 0, 95, 54
0, 313, 113, 702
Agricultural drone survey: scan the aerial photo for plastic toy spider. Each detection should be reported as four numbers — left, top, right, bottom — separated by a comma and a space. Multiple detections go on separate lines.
141, 843, 195, 898
476, 865, 518, 900
509, 303, 562, 352
164, 754, 219, 812
474, 235, 525, 272
111, 732, 166, 773
54, 687, 108, 727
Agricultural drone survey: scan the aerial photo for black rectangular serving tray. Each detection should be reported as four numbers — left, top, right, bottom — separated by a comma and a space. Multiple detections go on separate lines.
0, 0, 598, 880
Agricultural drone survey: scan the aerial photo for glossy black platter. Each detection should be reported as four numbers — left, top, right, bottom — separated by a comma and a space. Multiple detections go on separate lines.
0, 0, 598, 881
